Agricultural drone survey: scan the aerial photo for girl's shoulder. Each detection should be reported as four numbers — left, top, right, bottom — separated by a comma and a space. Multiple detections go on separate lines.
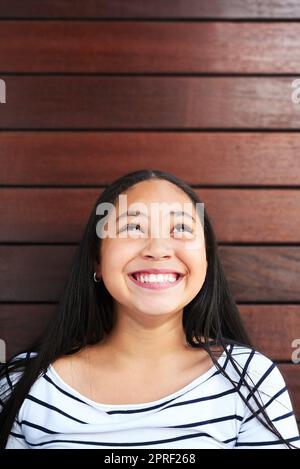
228, 343, 275, 367
0, 351, 38, 405
227, 344, 288, 396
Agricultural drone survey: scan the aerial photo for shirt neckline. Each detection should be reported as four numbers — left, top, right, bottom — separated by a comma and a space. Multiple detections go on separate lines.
48, 344, 232, 410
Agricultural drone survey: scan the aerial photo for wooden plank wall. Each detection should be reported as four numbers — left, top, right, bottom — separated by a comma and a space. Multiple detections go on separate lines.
0, 1, 299, 430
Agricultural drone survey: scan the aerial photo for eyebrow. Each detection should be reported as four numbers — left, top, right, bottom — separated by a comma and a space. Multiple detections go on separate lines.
116, 210, 196, 222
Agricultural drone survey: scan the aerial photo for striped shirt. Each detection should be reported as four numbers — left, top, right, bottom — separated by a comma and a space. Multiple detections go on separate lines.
1, 344, 300, 449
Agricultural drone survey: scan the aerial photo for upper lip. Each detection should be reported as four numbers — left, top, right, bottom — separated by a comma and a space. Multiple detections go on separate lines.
128, 269, 185, 276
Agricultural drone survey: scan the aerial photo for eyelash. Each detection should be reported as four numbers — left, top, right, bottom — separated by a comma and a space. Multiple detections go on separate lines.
121, 223, 193, 234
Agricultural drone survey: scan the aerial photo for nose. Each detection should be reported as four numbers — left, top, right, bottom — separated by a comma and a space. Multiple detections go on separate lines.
141, 237, 173, 260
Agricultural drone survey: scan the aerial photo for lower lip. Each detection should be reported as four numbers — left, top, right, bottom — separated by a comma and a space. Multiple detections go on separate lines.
128, 274, 184, 290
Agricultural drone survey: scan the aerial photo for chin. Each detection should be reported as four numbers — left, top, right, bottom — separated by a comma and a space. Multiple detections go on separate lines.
134, 304, 182, 317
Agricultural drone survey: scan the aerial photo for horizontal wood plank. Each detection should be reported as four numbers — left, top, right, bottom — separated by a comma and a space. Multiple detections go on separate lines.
0, 246, 76, 302
239, 305, 300, 361
219, 246, 300, 302
0, 304, 55, 359
203, 189, 300, 243
0, 77, 300, 129
0, 246, 299, 302
0, 1, 299, 19
1, 304, 299, 362
0, 188, 300, 243
1, 132, 300, 186
278, 365, 300, 419
1, 22, 300, 73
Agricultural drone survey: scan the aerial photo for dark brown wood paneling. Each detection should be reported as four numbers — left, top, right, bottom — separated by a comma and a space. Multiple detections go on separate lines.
239, 305, 300, 361
1, 188, 300, 243
203, 189, 300, 243
220, 246, 300, 302
1, 132, 300, 186
0, 246, 76, 302
0, 304, 55, 359
0, 76, 299, 129
1, 22, 300, 73
0, 1, 299, 19
0, 189, 97, 243
0, 246, 299, 302
278, 365, 300, 419
1, 304, 299, 362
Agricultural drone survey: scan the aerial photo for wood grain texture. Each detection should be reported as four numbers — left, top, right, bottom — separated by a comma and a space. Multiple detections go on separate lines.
0, 246, 299, 302
1, 76, 299, 129
1, 132, 300, 186
1, 22, 300, 73
239, 305, 300, 361
0, 1, 299, 19
219, 246, 300, 302
0, 304, 55, 359
0, 246, 76, 302
1, 188, 300, 243
203, 189, 300, 243
278, 365, 300, 419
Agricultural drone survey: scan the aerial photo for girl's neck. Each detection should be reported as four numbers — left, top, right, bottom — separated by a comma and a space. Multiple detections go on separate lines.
91, 310, 192, 366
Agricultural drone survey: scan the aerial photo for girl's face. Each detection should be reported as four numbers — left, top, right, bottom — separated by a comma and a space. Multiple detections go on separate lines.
96, 179, 207, 318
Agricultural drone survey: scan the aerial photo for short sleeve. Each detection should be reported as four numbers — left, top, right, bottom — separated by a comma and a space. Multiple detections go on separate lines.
235, 353, 300, 449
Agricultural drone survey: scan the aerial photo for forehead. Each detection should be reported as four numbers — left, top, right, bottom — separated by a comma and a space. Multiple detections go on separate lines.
119, 179, 193, 208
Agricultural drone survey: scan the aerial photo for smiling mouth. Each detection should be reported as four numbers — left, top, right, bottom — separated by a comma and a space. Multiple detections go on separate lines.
128, 272, 185, 290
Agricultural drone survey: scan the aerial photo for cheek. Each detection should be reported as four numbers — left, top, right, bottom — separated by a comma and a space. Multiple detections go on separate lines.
100, 247, 125, 300
100, 240, 138, 287
182, 245, 206, 270
101, 242, 123, 277
183, 250, 207, 288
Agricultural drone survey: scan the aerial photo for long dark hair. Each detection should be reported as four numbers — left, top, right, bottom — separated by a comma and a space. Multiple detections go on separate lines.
0, 169, 297, 448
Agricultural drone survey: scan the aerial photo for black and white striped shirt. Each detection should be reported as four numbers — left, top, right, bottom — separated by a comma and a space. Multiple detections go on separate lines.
1, 344, 300, 449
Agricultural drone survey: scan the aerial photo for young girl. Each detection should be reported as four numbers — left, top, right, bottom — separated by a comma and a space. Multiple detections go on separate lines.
0, 169, 299, 449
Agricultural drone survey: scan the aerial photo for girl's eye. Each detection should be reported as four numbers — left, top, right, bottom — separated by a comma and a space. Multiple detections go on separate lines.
119, 223, 192, 235
173, 223, 193, 234
121, 223, 143, 232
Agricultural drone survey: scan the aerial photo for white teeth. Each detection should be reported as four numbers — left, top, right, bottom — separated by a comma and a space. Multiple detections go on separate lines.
134, 273, 179, 283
